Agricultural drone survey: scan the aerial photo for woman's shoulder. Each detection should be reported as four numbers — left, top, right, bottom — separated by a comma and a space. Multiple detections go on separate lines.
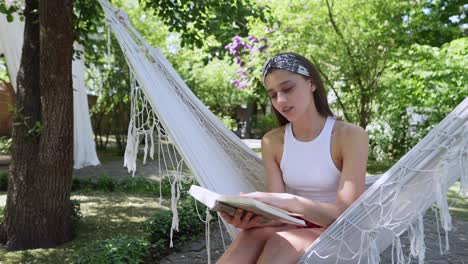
261, 125, 286, 151
333, 120, 366, 135
333, 119, 368, 147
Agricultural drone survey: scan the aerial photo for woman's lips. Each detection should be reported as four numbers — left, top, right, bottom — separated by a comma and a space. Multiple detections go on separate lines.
282, 106, 293, 114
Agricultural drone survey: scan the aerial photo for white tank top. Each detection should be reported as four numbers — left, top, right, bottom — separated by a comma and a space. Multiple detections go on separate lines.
280, 116, 341, 203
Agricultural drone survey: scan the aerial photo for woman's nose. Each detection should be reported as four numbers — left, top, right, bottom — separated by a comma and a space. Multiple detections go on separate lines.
277, 92, 287, 103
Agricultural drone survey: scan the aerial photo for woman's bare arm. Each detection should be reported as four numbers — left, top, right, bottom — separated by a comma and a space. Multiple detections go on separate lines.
261, 129, 287, 193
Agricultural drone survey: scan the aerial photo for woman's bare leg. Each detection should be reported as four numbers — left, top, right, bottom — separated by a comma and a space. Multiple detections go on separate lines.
256, 228, 325, 264
216, 225, 295, 264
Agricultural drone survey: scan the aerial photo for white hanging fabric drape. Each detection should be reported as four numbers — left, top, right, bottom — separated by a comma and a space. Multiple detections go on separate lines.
99, 1, 467, 263
0, 12, 100, 169
0, 12, 22, 90
72, 43, 100, 169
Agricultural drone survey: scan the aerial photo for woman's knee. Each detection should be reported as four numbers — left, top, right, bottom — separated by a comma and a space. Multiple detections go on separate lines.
263, 232, 291, 253
237, 226, 278, 241
262, 230, 318, 257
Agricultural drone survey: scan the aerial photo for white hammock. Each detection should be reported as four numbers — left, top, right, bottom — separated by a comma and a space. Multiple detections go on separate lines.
99, 1, 468, 263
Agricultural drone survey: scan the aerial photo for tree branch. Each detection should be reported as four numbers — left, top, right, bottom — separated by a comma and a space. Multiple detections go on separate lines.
309, 54, 352, 121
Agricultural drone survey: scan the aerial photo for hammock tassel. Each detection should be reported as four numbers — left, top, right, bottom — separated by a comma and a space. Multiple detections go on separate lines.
408, 214, 426, 264
391, 235, 406, 264
361, 230, 380, 264
435, 160, 452, 253
459, 130, 468, 195
205, 208, 213, 264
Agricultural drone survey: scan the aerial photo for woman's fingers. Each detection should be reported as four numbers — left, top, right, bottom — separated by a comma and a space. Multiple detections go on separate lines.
233, 208, 244, 224
240, 211, 254, 226
220, 209, 263, 229
219, 212, 233, 224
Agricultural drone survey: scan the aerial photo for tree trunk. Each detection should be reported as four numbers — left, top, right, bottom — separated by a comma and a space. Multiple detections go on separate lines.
4, 0, 73, 250
358, 88, 371, 129
244, 100, 257, 139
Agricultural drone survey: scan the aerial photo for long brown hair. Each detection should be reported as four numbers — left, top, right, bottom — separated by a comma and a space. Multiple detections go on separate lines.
264, 52, 334, 127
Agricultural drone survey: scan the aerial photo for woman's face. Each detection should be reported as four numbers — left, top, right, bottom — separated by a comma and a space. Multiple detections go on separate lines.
264, 69, 315, 122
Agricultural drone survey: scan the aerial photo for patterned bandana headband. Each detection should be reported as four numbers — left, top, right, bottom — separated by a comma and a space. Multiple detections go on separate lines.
262, 54, 310, 83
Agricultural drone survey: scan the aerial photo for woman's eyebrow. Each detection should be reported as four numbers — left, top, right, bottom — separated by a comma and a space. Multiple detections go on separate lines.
267, 80, 293, 92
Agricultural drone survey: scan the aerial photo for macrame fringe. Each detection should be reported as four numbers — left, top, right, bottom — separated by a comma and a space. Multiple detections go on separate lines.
391, 236, 406, 264
358, 231, 380, 264
408, 214, 426, 264
435, 160, 452, 253
205, 208, 213, 264
459, 130, 468, 195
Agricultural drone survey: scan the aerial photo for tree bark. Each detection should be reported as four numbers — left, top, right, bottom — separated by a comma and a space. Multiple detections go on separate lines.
4, 0, 73, 250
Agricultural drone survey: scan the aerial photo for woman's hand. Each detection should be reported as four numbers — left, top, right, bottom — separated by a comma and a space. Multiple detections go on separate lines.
219, 209, 265, 229
240, 191, 297, 212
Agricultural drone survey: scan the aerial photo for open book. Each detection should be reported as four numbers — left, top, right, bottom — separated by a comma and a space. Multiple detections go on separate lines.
188, 185, 306, 226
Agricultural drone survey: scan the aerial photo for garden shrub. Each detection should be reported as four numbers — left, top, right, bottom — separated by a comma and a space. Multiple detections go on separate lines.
118, 176, 159, 194
143, 198, 210, 261
0, 206, 4, 222
0, 137, 12, 155
96, 174, 116, 192
254, 113, 279, 137
74, 235, 149, 264
71, 175, 182, 197
72, 177, 96, 191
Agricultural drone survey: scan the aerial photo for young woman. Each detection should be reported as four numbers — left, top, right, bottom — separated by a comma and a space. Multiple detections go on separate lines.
217, 53, 369, 264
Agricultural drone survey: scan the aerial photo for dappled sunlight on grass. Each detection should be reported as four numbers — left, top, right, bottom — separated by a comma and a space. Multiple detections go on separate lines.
0, 192, 165, 264
447, 182, 468, 221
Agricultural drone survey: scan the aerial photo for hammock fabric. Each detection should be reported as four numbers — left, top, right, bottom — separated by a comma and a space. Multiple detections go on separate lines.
99, 1, 468, 263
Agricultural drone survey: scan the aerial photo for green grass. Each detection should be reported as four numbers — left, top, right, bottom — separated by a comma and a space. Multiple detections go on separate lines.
0, 192, 165, 264
366, 159, 395, 175
446, 182, 468, 221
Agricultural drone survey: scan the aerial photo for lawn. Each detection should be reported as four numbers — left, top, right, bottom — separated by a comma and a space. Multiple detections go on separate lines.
0, 191, 165, 264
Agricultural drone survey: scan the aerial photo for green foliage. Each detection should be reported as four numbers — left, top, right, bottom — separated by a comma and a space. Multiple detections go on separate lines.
371, 38, 467, 159
401, 0, 466, 47
0, 206, 4, 222
70, 199, 83, 237
0, 171, 8, 191
179, 56, 251, 116
11, 108, 43, 138
0, 56, 9, 83
0, 2, 21, 21
141, 0, 271, 56
73, 0, 105, 56
96, 174, 116, 192
71, 175, 187, 197
253, 113, 278, 136
74, 235, 149, 264
87, 35, 131, 153
0, 137, 12, 155
118, 176, 158, 194
217, 114, 237, 131
143, 199, 209, 261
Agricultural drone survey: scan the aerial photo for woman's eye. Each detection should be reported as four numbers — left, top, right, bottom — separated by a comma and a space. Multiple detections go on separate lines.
270, 94, 277, 99
284, 87, 293, 93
